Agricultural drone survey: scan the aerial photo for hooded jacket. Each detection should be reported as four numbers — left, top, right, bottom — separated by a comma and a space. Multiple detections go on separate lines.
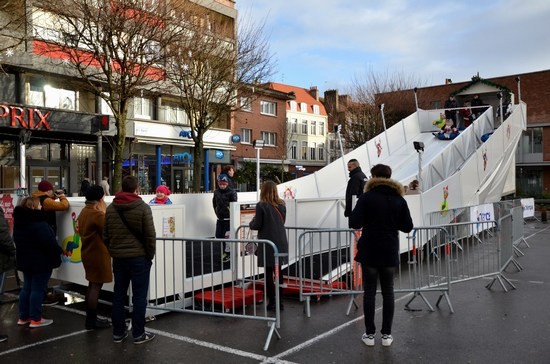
13, 206, 62, 273
212, 186, 237, 220
104, 192, 156, 260
349, 177, 414, 267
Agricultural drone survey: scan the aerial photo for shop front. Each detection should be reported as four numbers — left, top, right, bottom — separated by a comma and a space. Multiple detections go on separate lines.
0, 102, 105, 195
130, 121, 234, 193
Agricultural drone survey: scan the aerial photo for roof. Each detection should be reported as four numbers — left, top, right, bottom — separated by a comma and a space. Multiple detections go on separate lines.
267, 82, 328, 116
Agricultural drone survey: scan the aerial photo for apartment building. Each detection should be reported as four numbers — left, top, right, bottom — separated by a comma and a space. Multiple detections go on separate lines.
0, 0, 237, 194
267, 83, 329, 177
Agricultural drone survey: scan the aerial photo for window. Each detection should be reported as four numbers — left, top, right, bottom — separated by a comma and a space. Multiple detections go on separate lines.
29, 84, 44, 107
319, 121, 325, 136
240, 97, 251, 112
261, 131, 276, 146
309, 142, 316, 160
310, 120, 316, 135
134, 97, 153, 119
318, 143, 325, 160
301, 141, 308, 160
44, 85, 76, 110
300, 102, 307, 113
289, 100, 297, 112
521, 127, 543, 154
290, 118, 298, 133
301, 120, 308, 134
241, 128, 252, 144
260, 100, 276, 116
313, 104, 320, 115
290, 140, 297, 159
163, 102, 188, 124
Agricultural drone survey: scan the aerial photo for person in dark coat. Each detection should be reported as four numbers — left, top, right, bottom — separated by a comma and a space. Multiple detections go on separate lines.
104, 176, 156, 344
249, 180, 288, 311
77, 185, 111, 330
13, 197, 62, 328
344, 159, 368, 224
0, 206, 16, 341
349, 164, 414, 347
212, 174, 237, 262
444, 95, 459, 128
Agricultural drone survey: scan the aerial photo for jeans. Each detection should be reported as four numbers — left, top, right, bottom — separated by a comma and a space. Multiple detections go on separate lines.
361, 265, 395, 335
112, 257, 152, 339
216, 219, 230, 252
19, 270, 52, 321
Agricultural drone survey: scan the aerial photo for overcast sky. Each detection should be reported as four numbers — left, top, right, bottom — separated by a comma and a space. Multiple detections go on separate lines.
235, 0, 550, 93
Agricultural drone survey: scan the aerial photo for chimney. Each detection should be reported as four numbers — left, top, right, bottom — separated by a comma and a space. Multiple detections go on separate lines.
445, 78, 453, 85
309, 86, 319, 100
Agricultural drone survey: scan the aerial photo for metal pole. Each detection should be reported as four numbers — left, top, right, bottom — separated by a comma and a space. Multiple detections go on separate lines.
96, 133, 103, 186
256, 147, 261, 200
417, 148, 425, 225
19, 142, 26, 191
498, 93, 504, 125
516, 77, 521, 104
414, 87, 419, 111
380, 104, 391, 155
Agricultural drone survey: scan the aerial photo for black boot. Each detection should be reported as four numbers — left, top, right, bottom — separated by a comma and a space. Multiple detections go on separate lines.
86, 310, 111, 330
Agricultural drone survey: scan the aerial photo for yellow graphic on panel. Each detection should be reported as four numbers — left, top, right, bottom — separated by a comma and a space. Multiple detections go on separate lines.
61, 211, 81, 263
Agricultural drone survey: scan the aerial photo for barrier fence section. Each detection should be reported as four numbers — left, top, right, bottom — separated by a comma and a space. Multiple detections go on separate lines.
145, 237, 282, 351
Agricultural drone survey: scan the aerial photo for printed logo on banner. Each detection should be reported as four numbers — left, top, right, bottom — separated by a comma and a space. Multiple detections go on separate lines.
61, 211, 81, 263
440, 186, 449, 215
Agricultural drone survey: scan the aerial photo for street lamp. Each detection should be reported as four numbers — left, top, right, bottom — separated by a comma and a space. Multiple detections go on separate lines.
253, 139, 265, 200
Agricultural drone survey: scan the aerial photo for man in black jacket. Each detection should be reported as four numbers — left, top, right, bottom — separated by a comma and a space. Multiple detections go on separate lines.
344, 159, 368, 225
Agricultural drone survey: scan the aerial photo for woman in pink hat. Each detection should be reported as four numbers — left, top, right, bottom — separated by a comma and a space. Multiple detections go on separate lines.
149, 185, 172, 205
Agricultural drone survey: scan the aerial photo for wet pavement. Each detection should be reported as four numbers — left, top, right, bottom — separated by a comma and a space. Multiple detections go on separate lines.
1, 217, 549, 363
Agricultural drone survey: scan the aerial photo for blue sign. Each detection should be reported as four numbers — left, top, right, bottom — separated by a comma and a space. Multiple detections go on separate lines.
231, 134, 241, 143
174, 152, 193, 163
215, 150, 224, 159
179, 130, 193, 139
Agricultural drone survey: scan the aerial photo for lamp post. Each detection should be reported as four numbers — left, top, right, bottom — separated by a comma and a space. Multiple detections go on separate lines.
413, 141, 425, 225
253, 139, 265, 200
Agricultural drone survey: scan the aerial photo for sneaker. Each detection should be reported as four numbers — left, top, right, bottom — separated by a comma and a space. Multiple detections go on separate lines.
361, 333, 375, 347
0, 335, 7, 343
133, 332, 155, 345
42, 298, 58, 307
113, 332, 128, 343
17, 319, 31, 326
381, 334, 393, 347
222, 253, 230, 263
29, 318, 53, 328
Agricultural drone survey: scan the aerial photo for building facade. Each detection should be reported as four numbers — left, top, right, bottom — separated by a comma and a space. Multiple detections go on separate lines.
0, 0, 237, 195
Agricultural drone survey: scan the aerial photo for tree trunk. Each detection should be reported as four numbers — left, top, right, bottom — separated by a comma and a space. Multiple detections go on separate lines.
112, 101, 128, 193
192, 135, 204, 192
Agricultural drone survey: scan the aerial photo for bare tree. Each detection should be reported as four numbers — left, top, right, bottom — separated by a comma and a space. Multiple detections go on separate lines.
343, 69, 425, 149
0, 0, 30, 70
165, 7, 275, 192
34, 0, 187, 191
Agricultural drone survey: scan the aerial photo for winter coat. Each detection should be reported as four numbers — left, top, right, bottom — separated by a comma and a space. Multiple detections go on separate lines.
13, 206, 62, 273
32, 190, 69, 234
249, 202, 288, 268
349, 177, 414, 267
104, 192, 156, 260
212, 187, 237, 220
344, 167, 368, 217
0, 207, 16, 273
78, 203, 112, 283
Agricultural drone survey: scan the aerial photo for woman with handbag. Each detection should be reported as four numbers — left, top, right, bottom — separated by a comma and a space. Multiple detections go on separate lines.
13, 197, 62, 328
249, 181, 288, 311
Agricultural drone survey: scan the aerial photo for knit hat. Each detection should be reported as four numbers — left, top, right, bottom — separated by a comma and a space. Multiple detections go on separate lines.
85, 185, 105, 201
217, 175, 229, 185
156, 185, 171, 195
38, 180, 53, 192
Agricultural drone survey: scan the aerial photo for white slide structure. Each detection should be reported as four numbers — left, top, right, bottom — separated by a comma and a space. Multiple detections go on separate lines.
277, 102, 526, 232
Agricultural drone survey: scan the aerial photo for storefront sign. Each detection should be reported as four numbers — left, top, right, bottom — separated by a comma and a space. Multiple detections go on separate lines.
0, 104, 51, 130
179, 130, 193, 139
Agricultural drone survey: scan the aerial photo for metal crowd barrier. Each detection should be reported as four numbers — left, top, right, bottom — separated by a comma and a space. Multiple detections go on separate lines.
145, 237, 283, 351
